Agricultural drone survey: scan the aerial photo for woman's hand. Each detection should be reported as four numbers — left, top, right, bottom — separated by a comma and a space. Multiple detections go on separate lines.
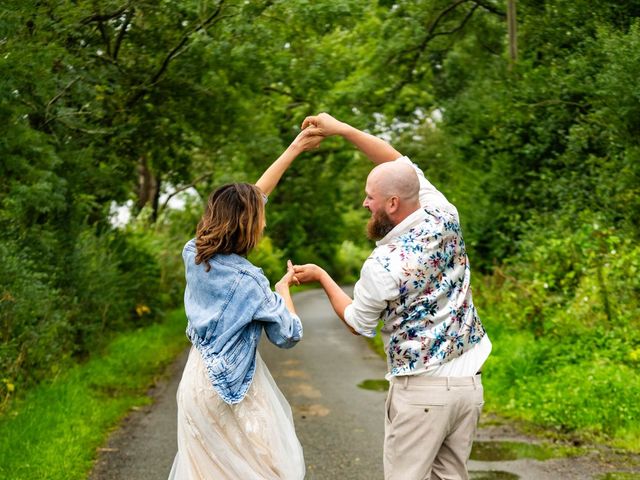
290, 126, 324, 153
275, 260, 300, 293
275, 260, 299, 314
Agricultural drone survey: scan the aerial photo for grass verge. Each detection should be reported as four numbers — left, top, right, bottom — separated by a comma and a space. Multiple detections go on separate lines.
0, 308, 189, 480
480, 310, 640, 453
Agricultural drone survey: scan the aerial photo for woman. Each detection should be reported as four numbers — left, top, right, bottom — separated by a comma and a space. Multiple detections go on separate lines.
169, 126, 321, 479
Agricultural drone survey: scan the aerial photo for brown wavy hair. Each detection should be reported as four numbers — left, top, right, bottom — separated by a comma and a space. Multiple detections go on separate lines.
195, 183, 265, 271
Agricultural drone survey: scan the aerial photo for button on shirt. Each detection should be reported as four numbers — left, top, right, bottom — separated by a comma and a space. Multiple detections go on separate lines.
344, 157, 491, 378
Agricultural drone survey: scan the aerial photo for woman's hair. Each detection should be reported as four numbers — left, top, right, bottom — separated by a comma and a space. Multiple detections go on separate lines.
195, 183, 265, 271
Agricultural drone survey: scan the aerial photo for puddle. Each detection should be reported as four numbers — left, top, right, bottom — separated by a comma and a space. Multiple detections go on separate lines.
471, 441, 559, 461
470, 472, 520, 480
357, 379, 389, 391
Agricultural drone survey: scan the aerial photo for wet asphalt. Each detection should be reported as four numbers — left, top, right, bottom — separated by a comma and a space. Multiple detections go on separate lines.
259, 288, 387, 480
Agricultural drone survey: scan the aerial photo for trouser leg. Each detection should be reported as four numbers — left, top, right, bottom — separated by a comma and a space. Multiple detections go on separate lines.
384, 377, 484, 480
431, 384, 484, 480
384, 382, 449, 480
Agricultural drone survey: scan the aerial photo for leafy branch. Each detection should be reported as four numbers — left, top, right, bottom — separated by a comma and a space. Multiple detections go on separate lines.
388, 0, 481, 96
126, 1, 227, 108
113, 7, 135, 61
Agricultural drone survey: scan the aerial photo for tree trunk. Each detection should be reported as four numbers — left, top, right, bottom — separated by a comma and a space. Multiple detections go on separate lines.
136, 155, 159, 220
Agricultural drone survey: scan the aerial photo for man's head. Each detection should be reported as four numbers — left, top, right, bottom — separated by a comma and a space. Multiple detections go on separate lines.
363, 162, 420, 241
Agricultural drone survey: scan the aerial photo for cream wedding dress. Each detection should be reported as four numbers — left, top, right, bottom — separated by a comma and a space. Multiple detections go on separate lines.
168, 347, 305, 480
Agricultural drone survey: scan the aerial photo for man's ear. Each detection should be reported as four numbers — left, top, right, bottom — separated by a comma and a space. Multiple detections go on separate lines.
387, 195, 400, 214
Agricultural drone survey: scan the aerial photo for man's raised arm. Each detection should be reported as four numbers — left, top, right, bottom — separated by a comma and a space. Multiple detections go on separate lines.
301, 113, 402, 165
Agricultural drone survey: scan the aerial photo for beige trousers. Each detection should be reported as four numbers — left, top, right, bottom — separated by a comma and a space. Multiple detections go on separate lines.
383, 375, 484, 480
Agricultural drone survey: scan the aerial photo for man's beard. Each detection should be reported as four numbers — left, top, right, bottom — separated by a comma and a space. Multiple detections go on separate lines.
367, 210, 395, 241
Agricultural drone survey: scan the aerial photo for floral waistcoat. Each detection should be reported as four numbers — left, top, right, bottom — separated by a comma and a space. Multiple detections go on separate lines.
372, 206, 486, 376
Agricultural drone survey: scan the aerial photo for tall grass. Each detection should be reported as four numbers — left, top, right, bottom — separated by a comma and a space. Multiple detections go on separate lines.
0, 309, 188, 480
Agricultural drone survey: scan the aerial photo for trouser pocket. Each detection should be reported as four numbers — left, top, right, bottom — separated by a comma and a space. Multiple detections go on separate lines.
385, 383, 395, 424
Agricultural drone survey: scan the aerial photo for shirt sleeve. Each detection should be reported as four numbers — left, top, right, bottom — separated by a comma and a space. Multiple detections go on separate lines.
344, 258, 398, 337
395, 156, 458, 216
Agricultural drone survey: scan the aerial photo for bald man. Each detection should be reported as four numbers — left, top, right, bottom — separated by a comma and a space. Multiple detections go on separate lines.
293, 113, 491, 480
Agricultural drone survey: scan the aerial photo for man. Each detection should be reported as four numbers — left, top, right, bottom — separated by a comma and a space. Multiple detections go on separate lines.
293, 113, 491, 480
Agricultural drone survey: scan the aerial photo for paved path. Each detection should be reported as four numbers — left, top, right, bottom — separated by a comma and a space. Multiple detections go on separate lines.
259, 288, 386, 480
90, 288, 387, 480
89, 348, 188, 480
90, 289, 640, 480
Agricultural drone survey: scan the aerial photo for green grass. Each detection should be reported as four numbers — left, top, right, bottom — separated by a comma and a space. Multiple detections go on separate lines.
0, 309, 189, 480
477, 306, 640, 453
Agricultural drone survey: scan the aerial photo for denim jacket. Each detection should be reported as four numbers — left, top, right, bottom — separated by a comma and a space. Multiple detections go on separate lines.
182, 239, 303, 404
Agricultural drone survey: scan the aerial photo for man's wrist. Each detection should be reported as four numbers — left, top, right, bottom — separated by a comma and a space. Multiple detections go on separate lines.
338, 122, 360, 142
334, 121, 351, 138
318, 268, 331, 285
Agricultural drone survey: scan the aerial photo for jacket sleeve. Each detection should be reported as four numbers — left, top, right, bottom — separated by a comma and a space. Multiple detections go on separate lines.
253, 284, 303, 349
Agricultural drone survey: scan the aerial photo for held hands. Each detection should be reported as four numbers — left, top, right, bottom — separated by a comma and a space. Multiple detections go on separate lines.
289, 112, 347, 154
290, 125, 324, 153
301, 112, 346, 137
275, 261, 325, 290
275, 260, 300, 293
291, 263, 325, 284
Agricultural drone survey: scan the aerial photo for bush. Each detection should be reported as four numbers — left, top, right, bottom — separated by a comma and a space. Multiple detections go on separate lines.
333, 240, 371, 283
0, 224, 165, 411
0, 240, 68, 408
477, 222, 640, 450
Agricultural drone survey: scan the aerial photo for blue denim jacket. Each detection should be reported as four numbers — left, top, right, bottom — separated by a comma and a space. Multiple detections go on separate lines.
182, 239, 302, 404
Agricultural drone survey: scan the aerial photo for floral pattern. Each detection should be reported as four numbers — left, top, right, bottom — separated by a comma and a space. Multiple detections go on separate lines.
372, 207, 486, 376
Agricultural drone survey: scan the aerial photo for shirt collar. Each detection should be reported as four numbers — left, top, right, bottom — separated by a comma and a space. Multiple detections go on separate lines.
376, 208, 426, 246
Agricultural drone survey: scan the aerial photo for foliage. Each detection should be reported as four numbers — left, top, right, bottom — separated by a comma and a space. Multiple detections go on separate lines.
343, 0, 640, 450
2, 0, 640, 453
334, 240, 371, 283
0, 226, 162, 408
481, 311, 640, 451
0, 309, 188, 480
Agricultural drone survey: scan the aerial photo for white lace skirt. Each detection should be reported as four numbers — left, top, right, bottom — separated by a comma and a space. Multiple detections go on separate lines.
168, 347, 305, 480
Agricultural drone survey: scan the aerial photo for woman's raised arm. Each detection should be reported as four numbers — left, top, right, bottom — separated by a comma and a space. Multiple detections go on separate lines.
255, 127, 323, 196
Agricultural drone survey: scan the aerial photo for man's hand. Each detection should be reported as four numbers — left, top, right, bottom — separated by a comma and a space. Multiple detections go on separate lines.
301, 112, 347, 137
292, 263, 326, 284
294, 262, 355, 332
